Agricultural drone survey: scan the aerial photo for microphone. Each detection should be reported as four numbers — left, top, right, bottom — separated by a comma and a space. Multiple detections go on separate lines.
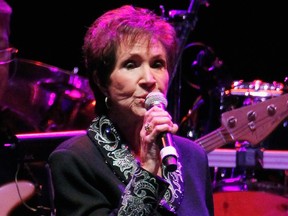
145, 92, 178, 172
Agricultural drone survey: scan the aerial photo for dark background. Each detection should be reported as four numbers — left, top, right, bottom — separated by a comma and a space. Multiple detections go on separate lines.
6, 0, 288, 81
5, 0, 288, 123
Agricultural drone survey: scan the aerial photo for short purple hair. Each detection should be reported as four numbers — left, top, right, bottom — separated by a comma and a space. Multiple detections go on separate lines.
83, 5, 178, 115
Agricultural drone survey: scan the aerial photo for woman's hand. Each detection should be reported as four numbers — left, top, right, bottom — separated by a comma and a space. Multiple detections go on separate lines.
139, 106, 178, 176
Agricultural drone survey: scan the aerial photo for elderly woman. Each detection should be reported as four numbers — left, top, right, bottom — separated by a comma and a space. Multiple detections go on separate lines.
48, 5, 214, 216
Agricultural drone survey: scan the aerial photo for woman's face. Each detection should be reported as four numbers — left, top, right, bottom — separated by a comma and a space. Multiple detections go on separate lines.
106, 38, 169, 119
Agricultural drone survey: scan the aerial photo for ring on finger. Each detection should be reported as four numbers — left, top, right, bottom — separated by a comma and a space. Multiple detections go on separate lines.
144, 123, 152, 132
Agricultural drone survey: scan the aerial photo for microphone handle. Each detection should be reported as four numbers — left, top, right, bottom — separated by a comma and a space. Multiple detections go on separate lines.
156, 132, 178, 172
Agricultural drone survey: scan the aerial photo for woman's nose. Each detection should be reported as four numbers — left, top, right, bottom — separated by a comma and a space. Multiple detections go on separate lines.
139, 66, 156, 87
143, 65, 156, 80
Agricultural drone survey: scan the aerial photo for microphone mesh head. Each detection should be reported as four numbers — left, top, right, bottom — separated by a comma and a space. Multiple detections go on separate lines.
145, 92, 168, 110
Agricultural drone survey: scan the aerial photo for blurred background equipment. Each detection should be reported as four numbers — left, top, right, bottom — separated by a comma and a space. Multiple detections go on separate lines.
178, 39, 288, 215
0, 54, 95, 215
0, 58, 95, 134
200, 92, 288, 215
178, 42, 230, 140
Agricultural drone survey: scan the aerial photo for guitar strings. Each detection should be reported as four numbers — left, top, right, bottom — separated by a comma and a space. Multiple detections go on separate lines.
197, 112, 277, 153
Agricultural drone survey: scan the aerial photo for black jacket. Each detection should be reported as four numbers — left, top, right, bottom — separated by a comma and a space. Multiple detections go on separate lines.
48, 116, 214, 215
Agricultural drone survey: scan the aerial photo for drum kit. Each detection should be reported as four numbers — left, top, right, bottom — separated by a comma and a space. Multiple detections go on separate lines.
181, 73, 288, 214
0, 50, 95, 134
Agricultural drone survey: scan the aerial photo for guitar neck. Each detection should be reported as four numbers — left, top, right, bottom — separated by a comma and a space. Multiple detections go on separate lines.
195, 93, 288, 153
195, 127, 233, 153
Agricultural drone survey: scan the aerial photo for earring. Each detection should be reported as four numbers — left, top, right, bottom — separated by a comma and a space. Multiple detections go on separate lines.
105, 97, 111, 109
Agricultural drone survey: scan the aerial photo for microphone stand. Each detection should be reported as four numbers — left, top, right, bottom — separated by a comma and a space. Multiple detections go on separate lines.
167, 0, 209, 123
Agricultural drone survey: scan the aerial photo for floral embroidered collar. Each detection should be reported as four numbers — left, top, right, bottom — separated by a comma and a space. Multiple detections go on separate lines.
87, 115, 184, 213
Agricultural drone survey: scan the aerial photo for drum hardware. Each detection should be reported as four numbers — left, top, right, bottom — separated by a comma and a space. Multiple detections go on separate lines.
208, 148, 288, 170
229, 79, 284, 98
212, 142, 266, 194
235, 142, 263, 169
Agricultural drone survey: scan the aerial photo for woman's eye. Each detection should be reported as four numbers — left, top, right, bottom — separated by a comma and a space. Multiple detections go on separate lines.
124, 61, 136, 69
152, 60, 165, 69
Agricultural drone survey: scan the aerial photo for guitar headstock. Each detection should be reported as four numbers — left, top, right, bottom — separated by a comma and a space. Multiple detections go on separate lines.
221, 93, 288, 146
